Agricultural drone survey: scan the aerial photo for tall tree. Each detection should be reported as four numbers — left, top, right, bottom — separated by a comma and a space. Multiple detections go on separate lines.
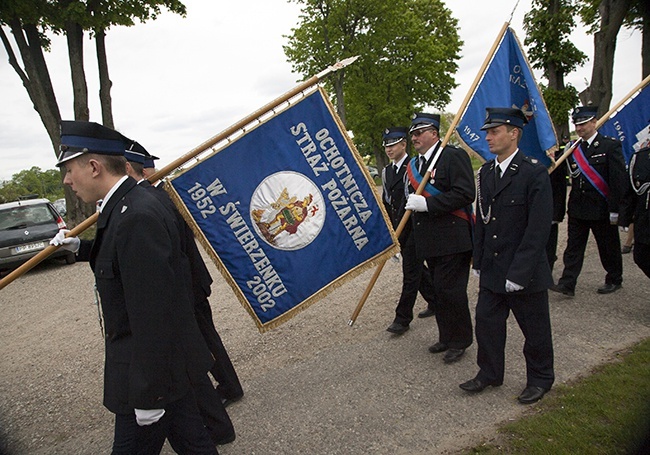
523, 0, 587, 141
1, 0, 186, 225
577, 0, 633, 114
284, 0, 461, 170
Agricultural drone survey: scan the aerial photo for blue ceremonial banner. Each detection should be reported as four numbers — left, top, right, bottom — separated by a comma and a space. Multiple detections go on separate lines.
455, 27, 557, 166
167, 88, 398, 332
599, 82, 650, 164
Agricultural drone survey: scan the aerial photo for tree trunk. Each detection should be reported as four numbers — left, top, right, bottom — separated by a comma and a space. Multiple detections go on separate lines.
95, 27, 114, 128
579, 0, 632, 115
333, 71, 346, 127
66, 21, 89, 121
642, 0, 649, 78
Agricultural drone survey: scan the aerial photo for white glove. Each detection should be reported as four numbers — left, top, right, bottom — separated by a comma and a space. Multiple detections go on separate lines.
472, 269, 480, 278
405, 194, 428, 212
135, 408, 165, 426
49, 229, 80, 253
505, 279, 524, 293
609, 213, 618, 225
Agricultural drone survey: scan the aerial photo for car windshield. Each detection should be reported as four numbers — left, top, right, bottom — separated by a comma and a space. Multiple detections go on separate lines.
0, 205, 54, 230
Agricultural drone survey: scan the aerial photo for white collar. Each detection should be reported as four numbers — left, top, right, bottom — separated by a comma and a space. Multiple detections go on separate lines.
495, 149, 519, 175
393, 154, 408, 168
419, 139, 440, 163
584, 132, 598, 146
98, 176, 129, 213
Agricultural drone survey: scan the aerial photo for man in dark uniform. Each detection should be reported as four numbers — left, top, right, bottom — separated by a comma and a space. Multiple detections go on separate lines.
123, 142, 241, 445
381, 127, 437, 334
547, 137, 568, 272
460, 107, 554, 405
551, 106, 627, 296
50, 121, 217, 454
621, 145, 650, 278
404, 113, 474, 363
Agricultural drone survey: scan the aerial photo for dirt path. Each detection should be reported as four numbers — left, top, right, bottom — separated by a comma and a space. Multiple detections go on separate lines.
1, 228, 648, 454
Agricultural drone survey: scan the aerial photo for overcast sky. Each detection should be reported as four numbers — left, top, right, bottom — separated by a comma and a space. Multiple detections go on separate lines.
0, 0, 643, 181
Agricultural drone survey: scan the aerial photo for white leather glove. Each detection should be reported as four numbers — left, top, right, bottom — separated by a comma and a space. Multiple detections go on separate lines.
609, 213, 618, 225
49, 229, 80, 253
135, 408, 165, 426
472, 269, 480, 278
405, 194, 428, 212
505, 280, 524, 293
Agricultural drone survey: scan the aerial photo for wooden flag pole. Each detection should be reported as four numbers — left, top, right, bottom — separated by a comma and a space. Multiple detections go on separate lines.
0, 56, 359, 292
348, 22, 510, 326
549, 74, 650, 173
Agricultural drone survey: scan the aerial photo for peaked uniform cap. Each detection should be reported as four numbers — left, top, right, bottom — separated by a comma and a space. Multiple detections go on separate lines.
572, 105, 598, 125
57, 121, 128, 166
480, 107, 528, 130
382, 127, 408, 146
409, 113, 441, 133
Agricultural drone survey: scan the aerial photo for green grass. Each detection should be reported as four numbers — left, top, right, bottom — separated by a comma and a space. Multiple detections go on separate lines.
465, 338, 650, 454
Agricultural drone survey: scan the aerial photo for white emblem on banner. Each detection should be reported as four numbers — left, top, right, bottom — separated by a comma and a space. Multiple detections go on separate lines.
250, 172, 325, 250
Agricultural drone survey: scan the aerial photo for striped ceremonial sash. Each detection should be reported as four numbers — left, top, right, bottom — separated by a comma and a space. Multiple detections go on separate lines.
406, 158, 474, 224
573, 143, 610, 199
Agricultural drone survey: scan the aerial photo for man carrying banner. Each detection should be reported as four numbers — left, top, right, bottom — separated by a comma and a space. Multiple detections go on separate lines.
123, 141, 240, 445
404, 113, 474, 363
547, 137, 568, 272
621, 145, 650, 278
381, 127, 437, 335
461, 107, 554, 404
50, 121, 217, 454
551, 106, 627, 296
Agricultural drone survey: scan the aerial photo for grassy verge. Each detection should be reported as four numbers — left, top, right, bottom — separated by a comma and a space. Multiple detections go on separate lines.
465, 338, 650, 454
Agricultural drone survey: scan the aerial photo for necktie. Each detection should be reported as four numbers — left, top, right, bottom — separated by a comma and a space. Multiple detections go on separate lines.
496, 165, 502, 184
419, 156, 426, 174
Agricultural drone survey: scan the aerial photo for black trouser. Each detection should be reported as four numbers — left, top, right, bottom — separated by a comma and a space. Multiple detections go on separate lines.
424, 251, 473, 349
634, 242, 650, 279
194, 298, 243, 400
546, 222, 560, 272
475, 288, 554, 389
112, 390, 217, 455
558, 217, 622, 290
394, 232, 436, 325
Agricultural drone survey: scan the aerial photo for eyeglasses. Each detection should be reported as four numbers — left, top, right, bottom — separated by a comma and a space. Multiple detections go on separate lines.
410, 128, 433, 138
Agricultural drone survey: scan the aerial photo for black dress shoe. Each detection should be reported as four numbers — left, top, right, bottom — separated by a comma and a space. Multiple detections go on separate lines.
386, 322, 409, 334
459, 377, 499, 393
428, 342, 449, 353
517, 386, 548, 404
597, 283, 621, 294
418, 308, 435, 318
443, 348, 465, 364
549, 283, 575, 297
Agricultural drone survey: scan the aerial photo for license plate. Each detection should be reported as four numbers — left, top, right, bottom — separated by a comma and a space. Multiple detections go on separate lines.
13, 241, 45, 254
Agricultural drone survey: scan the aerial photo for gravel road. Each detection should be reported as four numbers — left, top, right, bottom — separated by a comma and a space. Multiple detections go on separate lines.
1, 226, 648, 454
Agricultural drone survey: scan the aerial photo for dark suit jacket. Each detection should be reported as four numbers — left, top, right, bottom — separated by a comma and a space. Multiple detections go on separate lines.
81, 177, 213, 414
566, 133, 627, 221
142, 180, 214, 302
408, 145, 475, 258
382, 159, 411, 244
621, 146, 650, 245
474, 152, 553, 293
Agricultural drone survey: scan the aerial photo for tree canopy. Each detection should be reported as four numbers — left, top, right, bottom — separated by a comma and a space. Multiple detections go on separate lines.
284, 0, 462, 168
0, 167, 65, 203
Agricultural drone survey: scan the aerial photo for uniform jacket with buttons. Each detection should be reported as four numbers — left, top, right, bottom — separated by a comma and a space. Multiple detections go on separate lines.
566, 133, 627, 221
382, 159, 411, 244
621, 146, 650, 245
78, 178, 213, 414
474, 151, 553, 293
408, 144, 475, 258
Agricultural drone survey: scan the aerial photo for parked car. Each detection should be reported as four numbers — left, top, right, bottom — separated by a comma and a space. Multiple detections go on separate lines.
366, 165, 379, 179
53, 198, 67, 217
0, 198, 75, 273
